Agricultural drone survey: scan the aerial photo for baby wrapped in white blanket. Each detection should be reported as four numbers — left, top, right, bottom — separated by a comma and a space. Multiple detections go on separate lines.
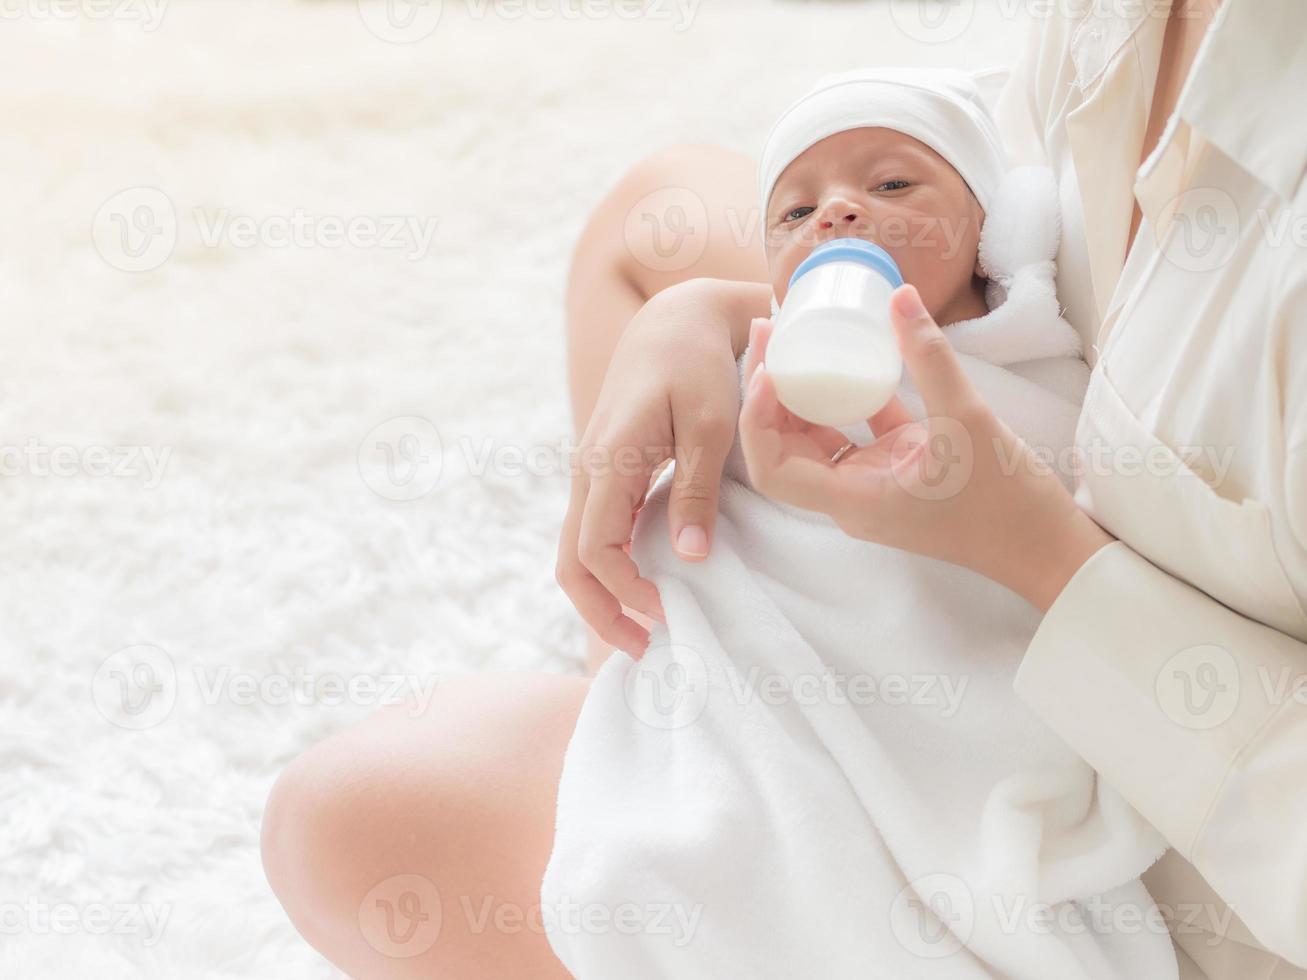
542, 69, 1178, 980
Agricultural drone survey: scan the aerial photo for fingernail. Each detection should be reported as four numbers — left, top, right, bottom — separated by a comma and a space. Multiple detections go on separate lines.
893, 284, 927, 320
748, 367, 766, 392
676, 524, 709, 558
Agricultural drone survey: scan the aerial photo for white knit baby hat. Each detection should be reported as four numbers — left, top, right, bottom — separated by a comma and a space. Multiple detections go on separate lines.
758, 66, 1009, 218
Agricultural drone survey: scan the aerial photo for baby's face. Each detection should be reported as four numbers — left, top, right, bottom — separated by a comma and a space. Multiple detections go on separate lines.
764, 127, 985, 323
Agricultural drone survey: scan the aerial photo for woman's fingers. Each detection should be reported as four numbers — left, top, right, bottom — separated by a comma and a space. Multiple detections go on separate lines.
741, 317, 773, 389
889, 284, 981, 418
557, 472, 653, 655
665, 413, 733, 562
579, 470, 667, 625
739, 367, 846, 512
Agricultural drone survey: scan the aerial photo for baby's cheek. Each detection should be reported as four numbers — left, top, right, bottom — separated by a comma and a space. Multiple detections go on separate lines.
891, 213, 977, 278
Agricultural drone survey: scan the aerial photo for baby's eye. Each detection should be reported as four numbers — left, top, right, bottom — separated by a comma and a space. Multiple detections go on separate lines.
782, 205, 815, 223
874, 179, 911, 192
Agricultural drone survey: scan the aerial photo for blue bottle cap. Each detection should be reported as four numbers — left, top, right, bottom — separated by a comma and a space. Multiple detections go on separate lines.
787, 238, 904, 292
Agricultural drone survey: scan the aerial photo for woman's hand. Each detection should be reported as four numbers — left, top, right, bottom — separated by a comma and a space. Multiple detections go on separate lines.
738, 284, 1115, 612
557, 278, 769, 655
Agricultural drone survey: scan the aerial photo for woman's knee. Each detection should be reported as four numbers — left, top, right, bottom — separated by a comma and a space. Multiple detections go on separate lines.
260, 674, 589, 975
260, 716, 404, 944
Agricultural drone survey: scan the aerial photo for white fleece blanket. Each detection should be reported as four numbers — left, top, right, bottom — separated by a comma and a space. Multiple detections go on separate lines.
541, 169, 1179, 979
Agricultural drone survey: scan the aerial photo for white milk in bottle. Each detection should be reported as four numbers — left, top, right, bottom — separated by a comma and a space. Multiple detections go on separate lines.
766, 238, 904, 427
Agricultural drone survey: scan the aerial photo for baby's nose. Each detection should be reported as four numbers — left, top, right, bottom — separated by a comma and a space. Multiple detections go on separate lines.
820, 210, 862, 227
817, 199, 865, 229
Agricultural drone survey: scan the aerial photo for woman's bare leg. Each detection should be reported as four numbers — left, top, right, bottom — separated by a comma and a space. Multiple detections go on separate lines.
565, 143, 768, 673
260, 146, 766, 979
262, 672, 588, 979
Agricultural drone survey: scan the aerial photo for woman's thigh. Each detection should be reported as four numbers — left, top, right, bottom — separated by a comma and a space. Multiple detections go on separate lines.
261, 671, 589, 979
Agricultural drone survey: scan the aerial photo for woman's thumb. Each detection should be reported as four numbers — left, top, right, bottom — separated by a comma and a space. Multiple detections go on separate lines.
888, 284, 976, 414
666, 435, 729, 562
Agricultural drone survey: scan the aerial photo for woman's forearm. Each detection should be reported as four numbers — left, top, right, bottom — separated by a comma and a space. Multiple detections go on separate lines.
665, 277, 774, 359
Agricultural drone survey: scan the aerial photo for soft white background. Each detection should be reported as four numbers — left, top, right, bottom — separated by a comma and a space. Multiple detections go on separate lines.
0, 1, 1020, 975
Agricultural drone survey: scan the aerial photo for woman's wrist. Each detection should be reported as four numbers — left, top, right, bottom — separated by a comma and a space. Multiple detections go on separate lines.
665, 277, 773, 359
1016, 510, 1116, 613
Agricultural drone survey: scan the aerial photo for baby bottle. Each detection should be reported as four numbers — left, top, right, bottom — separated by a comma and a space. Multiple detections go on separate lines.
766, 238, 904, 428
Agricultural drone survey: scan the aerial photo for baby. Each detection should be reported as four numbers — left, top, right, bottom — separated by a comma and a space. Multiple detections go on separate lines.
542, 69, 1178, 980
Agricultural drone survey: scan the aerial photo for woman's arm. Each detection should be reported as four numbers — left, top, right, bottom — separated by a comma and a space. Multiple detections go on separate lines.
1013, 539, 1307, 968
1013, 267, 1307, 968
556, 276, 772, 655
739, 282, 1307, 969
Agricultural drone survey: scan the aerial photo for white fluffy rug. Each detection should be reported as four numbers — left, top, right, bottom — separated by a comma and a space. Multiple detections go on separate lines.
0, 1, 1013, 975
